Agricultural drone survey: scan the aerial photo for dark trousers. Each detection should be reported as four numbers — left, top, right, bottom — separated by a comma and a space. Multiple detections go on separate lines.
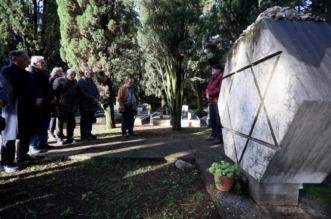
65, 112, 76, 141
209, 103, 223, 141
30, 112, 51, 148
121, 106, 135, 135
57, 117, 64, 138
1, 137, 29, 165
80, 111, 94, 139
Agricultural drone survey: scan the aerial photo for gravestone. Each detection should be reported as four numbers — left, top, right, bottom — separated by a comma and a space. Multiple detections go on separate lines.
219, 7, 331, 205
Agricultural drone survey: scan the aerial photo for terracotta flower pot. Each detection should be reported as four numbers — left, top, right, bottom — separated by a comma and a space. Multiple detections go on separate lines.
213, 173, 235, 192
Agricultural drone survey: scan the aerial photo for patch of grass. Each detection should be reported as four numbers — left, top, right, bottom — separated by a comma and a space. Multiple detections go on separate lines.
304, 185, 331, 205
60, 207, 74, 217
0, 158, 219, 218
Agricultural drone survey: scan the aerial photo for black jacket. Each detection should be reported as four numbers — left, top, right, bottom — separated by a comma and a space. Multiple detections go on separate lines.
53, 77, 79, 113
29, 66, 55, 113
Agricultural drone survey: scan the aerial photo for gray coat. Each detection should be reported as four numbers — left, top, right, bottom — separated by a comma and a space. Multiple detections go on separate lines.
77, 77, 99, 112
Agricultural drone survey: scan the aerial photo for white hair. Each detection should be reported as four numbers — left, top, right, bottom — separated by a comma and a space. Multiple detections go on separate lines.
67, 68, 77, 75
50, 67, 63, 77
30, 56, 45, 66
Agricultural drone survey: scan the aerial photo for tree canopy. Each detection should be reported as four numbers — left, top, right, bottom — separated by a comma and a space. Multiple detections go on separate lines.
56, 0, 138, 74
137, 0, 203, 130
0, 0, 63, 68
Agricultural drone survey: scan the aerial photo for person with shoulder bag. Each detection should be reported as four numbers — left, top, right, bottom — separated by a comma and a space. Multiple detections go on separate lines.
117, 77, 138, 138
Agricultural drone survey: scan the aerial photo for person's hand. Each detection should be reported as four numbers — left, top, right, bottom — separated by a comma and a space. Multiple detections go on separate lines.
92, 98, 99, 104
206, 94, 209, 99
119, 106, 124, 113
0, 99, 3, 108
35, 98, 42, 108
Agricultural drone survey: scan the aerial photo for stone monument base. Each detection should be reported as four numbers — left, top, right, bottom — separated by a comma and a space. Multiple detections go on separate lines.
244, 172, 299, 205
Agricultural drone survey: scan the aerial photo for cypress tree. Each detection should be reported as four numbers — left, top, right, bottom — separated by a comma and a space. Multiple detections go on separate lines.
137, 0, 202, 131
0, 0, 62, 68
56, 0, 138, 128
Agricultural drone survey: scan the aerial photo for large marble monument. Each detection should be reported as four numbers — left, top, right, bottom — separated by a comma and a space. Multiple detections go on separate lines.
219, 8, 331, 205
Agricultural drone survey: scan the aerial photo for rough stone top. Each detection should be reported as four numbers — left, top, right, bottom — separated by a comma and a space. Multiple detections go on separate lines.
256, 6, 324, 22
235, 6, 326, 44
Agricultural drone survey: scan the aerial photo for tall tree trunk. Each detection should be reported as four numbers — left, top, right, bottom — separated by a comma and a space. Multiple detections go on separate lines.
170, 65, 184, 131
106, 76, 116, 128
196, 81, 203, 111
161, 91, 167, 108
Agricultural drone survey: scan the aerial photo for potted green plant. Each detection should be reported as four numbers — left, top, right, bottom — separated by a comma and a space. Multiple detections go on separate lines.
207, 161, 238, 192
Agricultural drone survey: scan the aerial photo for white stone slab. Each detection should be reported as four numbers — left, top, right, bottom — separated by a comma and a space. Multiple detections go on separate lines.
241, 141, 276, 182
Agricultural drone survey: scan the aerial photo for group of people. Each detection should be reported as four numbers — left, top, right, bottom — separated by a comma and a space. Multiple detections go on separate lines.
0, 49, 221, 174
0, 50, 100, 173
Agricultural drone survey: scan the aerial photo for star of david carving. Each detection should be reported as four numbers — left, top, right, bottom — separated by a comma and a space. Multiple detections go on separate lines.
221, 51, 282, 164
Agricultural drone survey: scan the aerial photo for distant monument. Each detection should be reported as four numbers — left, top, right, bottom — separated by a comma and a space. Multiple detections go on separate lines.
219, 7, 331, 205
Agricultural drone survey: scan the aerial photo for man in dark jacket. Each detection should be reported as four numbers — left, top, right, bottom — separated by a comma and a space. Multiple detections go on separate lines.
77, 68, 99, 141
0, 86, 8, 131
28, 56, 56, 153
0, 50, 42, 173
205, 64, 223, 145
53, 69, 79, 144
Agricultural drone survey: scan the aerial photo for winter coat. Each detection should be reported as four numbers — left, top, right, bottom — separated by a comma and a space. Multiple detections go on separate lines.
29, 66, 55, 113
77, 77, 99, 112
0, 63, 41, 140
205, 72, 223, 103
53, 77, 79, 113
0, 86, 8, 131
117, 85, 137, 113
0, 86, 8, 107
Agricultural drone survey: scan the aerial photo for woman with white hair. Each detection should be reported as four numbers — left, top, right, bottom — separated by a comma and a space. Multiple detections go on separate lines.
48, 67, 64, 141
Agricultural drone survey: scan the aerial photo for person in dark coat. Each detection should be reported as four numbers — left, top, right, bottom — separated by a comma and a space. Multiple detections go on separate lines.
48, 67, 64, 141
0, 50, 42, 173
53, 69, 79, 144
28, 56, 56, 153
0, 86, 8, 131
77, 68, 99, 141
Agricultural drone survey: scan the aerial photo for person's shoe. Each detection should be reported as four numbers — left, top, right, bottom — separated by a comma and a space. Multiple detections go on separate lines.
128, 133, 138, 137
2, 163, 19, 173
206, 136, 215, 141
62, 139, 74, 145
121, 134, 128, 139
17, 155, 43, 163
29, 146, 42, 154
212, 139, 222, 145
88, 134, 97, 140
80, 137, 91, 141
48, 135, 57, 142
57, 139, 64, 145
39, 144, 55, 150
57, 133, 67, 140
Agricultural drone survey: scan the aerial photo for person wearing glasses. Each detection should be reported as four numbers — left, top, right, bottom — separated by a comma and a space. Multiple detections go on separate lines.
53, 69, 79, 144
77, 68, 99, 141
